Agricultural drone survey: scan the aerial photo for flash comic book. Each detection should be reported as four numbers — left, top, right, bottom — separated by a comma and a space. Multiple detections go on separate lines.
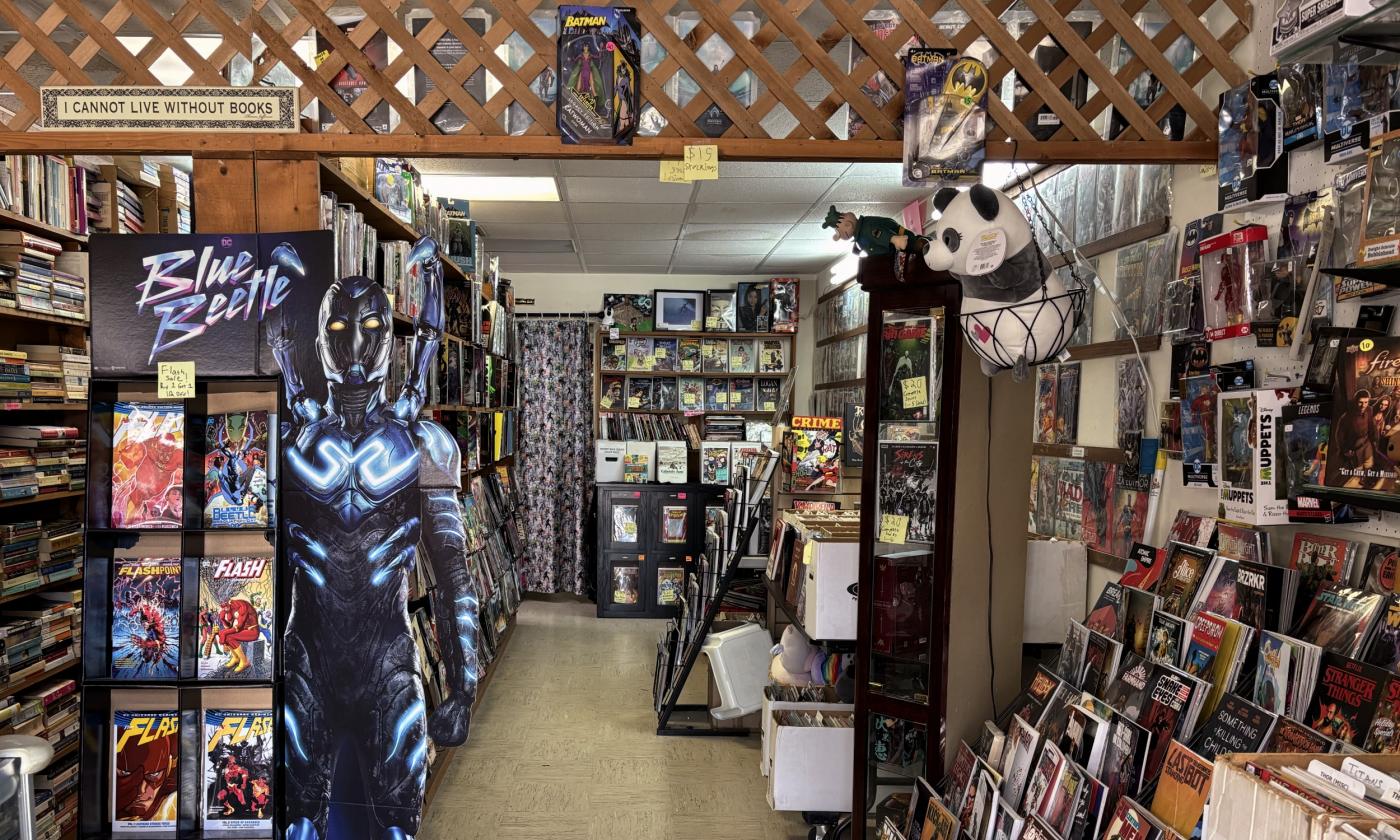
112, 710, 179, 831
111, 558, 180, 680
203, 411, 270, 529
1181, 373, 1221, 487
112, 401, 185, 529
198, 556, 274, 680
204, 709, 274, 832
1327, 335, 1400, 492
557, 5, 641, 145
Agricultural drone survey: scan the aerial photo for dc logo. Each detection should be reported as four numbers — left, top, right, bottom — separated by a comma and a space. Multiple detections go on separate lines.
222, 236, 233, 247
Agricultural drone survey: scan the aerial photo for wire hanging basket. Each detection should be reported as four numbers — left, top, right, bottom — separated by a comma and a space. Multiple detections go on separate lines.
958, 286, 1086, 372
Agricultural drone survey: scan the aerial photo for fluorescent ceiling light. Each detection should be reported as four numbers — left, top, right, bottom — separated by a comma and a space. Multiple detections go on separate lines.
419, 174, 560, 203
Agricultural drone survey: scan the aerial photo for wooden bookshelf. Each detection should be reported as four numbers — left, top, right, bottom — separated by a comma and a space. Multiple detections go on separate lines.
0, 490, 84, 509
0, 577, 83, 609
0, 307, 88, 328
0, 402, 87, 411
318, 159, 469, 285
614, 329, 798, 340
3, 659, 79, 698
607, 370, 791, 379
816, 326, 865, 348
0, 206, 87, 245
1063, 333, 1163, 361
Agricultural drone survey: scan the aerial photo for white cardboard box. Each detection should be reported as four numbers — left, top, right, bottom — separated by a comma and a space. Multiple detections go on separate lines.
802, 539, 858, 640
768, 711, 854, 812
595, 440, 626, 483
760, 692, 853, 777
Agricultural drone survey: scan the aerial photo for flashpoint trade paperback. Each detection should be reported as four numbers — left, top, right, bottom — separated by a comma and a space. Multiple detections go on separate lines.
111, 558, 180, 680
198, 556, 275, 680
204, 411, 271, 528
204, 709, 274, 832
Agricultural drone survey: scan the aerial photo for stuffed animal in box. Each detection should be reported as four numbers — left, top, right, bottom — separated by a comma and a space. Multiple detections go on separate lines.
769, 625, 842, 687
922, 184, 1081, 378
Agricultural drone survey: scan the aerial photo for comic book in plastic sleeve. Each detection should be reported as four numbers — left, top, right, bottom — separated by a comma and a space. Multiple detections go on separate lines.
785, 416, 843, 493
111, 558, 180, 680
112, 709, 179, 831
203, 709, 274, 832
198, 556, 275, 680
111, 401, 185, 528
1327, 334, 1400, 493
203, 411, 270, 529
877, 441, 938, 543
1033, 365, 1057, 444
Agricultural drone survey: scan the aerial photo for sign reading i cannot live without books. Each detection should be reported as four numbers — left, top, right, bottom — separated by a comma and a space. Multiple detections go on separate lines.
39, 86, 299, 132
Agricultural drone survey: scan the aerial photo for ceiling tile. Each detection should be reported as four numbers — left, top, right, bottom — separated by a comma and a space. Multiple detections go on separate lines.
408, 158, 558, 177
760, 256, 840, 272
719, 161, 852, 178
498, 253, 583, 270
768, 239, 847, 258
564, 177, 694, 203
568, 203, 689, 223
558, 160, 664, 178
843, 162, 904, 178
799, 202, 906, 225
576, 222, 681, 240
578, 240, 677, 255
589, 264, 666, 273
473, 222, 572, 240
681, 223, 792, 242
831, 176, 934, 204
693, 176, 837, 204
685, 204, 810, 224
671, 255, 768, 269
584, 255, 672, 268
674, 240, 775, 256
468, 201, 569, 223
785, 222, 842, 241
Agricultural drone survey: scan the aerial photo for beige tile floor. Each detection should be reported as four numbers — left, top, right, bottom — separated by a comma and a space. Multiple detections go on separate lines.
419, 597, 812, 840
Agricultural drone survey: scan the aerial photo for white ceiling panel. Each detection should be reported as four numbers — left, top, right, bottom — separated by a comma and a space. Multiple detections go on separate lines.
693, 176, 837, 204
575, 222, 682, 240
469, 201, 569, 223
685, 203, 811, 224
498, 253, 584, 269
831, 176, 934, 204
408, 158, 558, 176
718, 161, 853, 178
558, 160, 664, 178
768, 239, 847, 257
583, 255, 672, 268
564, 177, 695, 203
574, 203, 690, 223
785, 222, 842, 241
799, 202, 907, 225
578, 240, 678, 255
681, 223, 793, 241
674, 240, 777, 256
672, 255, 769, 269
475, 222, 572, 240
761, 256, 840, 272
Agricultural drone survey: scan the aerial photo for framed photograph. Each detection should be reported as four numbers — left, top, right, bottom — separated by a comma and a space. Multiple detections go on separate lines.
654, 289, 705, 331
602, 293, 655, 332
706, 289, 737, 332
737, 281, 773, 332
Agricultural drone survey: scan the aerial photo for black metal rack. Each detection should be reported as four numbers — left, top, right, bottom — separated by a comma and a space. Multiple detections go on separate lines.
653, 452, 780, 736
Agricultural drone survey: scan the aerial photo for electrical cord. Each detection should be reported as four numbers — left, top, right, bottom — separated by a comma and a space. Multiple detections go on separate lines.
986, 382, 997, 714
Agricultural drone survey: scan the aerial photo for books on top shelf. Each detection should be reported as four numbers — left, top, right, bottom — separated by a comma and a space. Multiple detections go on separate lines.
0, 154, 88, 235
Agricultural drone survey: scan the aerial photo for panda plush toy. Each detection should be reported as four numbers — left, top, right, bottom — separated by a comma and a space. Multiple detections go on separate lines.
922, 183, 1080, 378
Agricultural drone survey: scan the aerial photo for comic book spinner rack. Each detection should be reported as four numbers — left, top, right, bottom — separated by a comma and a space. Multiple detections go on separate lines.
654, 451, 781, 736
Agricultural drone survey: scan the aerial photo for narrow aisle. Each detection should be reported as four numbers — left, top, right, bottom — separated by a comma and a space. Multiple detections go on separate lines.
420, 598, 811, 840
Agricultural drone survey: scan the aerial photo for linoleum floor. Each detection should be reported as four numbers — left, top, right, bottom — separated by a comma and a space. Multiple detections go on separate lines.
419, 597, 811, 840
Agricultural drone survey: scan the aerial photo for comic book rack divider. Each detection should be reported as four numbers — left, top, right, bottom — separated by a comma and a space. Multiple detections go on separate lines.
655, 455, 777, 736
79, 375, 282, 840
0, 0, 1245, 163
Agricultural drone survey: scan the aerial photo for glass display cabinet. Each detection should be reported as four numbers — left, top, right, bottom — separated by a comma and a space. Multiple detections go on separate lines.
852, 256, 964, 838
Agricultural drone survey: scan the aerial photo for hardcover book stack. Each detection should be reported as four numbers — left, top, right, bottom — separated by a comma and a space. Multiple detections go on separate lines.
1, 520, 40, 597
38, 521, 82, 585
0, 426, 78, 499
157, 164, 191, 234
0, 230, 61, 315
91, 178, 145, 234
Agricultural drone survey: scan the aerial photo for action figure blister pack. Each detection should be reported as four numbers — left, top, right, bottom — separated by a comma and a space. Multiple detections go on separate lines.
111, 558, 180, 680
1280, 63, 1324, 151
902, 50, 986, 186
1201, 225, 1271, 341
111, 401, 185, 529
1219, 389, 1291, 525
198, 555, 274, 680
203, 411, 270, 529
1360, 130, 1400, 265
1322, 52, 1400, 162
1181, 372, 1221, 488
1251, 256, 1307, 347
203, 709, 273, 832
556, 6, 641, 145
1334, 162, 1381, 297
1218, 72, 1289, 210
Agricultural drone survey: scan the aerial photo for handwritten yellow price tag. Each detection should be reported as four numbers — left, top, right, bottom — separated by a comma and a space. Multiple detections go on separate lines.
704, 316, 719, 329
600, 396, 614, 409
654, 347, 668, 358
879, 514, 910, 544
682, 392, 698, 406
715, 391, 728, 404
660, 160, 690, 184
762, 401, 777, 412
684, 145, 720, 180
627, 396, 641, 409
157, 361, 195, 399
901, 376, 928, 409
802, 540, 815, 565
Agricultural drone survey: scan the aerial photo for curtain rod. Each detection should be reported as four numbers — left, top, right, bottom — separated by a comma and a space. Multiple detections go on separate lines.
517, 311, 602, 318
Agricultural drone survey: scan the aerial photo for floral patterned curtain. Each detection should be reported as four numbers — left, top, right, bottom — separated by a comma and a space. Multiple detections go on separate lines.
517, 318, 594, 595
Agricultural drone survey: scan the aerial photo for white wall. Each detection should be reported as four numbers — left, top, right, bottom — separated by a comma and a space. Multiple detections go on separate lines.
508, 272, 819, 409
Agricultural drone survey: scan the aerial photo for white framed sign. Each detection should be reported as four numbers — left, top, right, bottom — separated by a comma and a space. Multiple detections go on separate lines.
40, 86, 299, 132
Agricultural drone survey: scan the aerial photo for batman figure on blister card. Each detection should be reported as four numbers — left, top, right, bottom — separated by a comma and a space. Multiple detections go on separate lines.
270, 238, 479, 840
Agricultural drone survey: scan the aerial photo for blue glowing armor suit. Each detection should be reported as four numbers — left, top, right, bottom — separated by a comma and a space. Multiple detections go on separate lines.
271, 238, 479, 840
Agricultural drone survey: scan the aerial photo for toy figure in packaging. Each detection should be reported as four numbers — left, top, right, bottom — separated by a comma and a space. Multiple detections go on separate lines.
1181, 373, 1221, 487
903, 51, 987, 186
1201, 225, 1269, 341
1280, 63, 1323, 151
557, 6, 641, 145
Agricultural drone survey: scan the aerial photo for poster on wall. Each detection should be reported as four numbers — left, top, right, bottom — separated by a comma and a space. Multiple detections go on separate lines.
268, 236, 480, 839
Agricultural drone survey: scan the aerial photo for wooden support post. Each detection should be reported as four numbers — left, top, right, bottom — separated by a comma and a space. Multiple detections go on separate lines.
254, 154, 322, 233
192, 156, 256, 233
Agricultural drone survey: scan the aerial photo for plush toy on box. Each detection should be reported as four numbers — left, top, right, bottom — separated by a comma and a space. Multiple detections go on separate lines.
769, 626, 842, 687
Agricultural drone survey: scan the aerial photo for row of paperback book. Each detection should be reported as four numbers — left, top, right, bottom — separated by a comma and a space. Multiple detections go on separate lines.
0, 343, 91, 404
91, 176, 145, 235
0, 425, 85, 502
0, 520, 82, 598
443, 409, 516, 472
110, 705, 272, 834
0, 230, 87, 320
109, 404, 272, 530
0, 155, 89, 236
419, 336, 515, 409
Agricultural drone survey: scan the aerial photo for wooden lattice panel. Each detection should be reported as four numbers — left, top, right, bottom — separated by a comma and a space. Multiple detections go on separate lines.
0, 0, 1250, 162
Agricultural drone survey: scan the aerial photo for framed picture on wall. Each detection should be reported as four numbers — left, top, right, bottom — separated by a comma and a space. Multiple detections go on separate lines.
706, 289, 737, 332
654, 289, 706, 331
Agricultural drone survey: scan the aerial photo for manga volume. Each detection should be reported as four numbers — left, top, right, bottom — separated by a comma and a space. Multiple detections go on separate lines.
111, 401, 185, 529
203, 411, 270, 528
877, 442, 939, 543
111, 558, 180, 680
198, 555, 275, 680
112, 710, 179, 831
204, 709, 274, 831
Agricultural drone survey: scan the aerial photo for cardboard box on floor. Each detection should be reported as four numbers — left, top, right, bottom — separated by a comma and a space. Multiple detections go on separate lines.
1204, 752, 1400, 840
768, 709, 854, 812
